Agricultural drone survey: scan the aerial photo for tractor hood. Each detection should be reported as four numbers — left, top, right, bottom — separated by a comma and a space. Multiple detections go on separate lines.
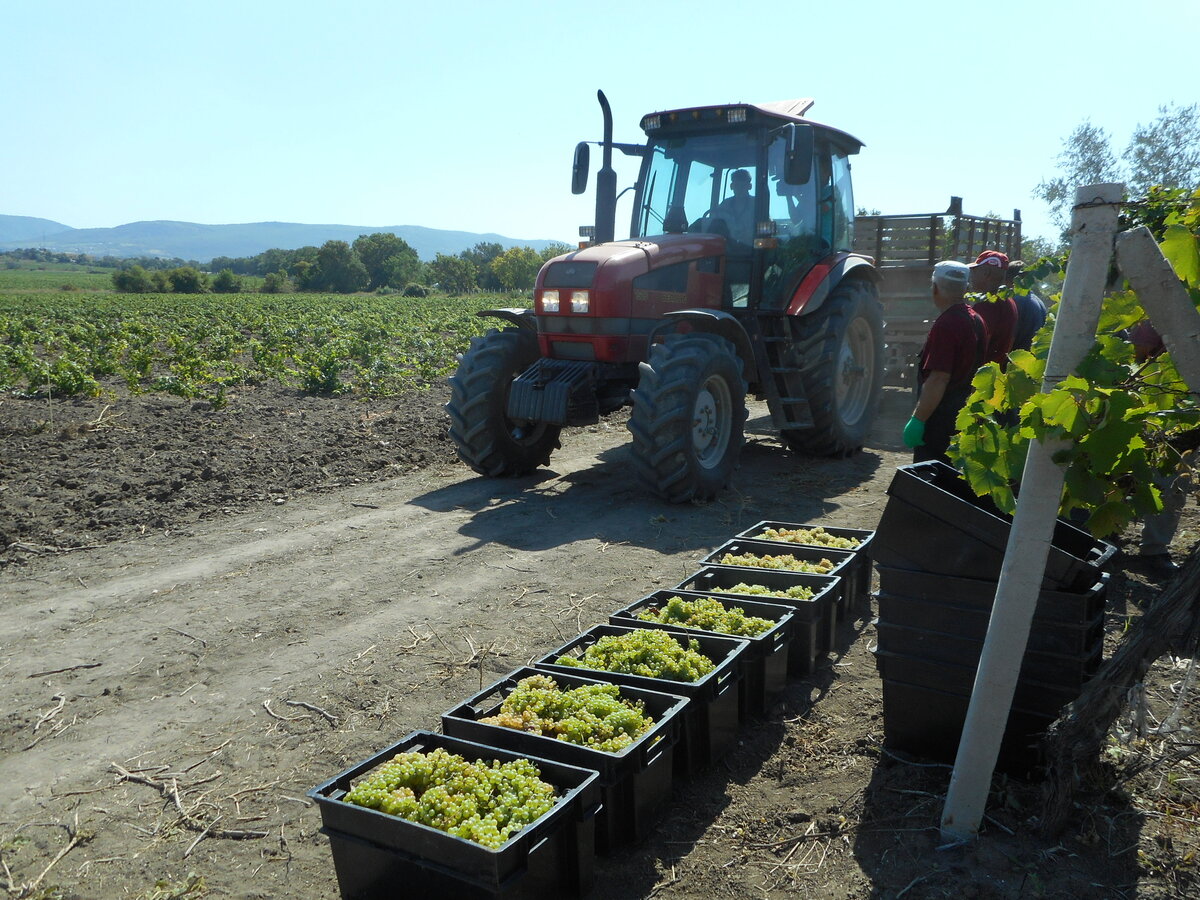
539, 233, 726, 293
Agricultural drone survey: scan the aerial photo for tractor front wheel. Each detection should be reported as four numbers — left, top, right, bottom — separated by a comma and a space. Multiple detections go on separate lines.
446, 328, 561, 476
628, 333, 748, 503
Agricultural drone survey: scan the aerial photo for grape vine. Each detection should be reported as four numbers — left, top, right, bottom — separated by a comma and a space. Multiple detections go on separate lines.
951, 186, 1200, 537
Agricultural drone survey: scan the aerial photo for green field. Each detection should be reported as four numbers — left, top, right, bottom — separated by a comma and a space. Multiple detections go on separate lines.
0, 261, 120, 292
0, 290, 518, 403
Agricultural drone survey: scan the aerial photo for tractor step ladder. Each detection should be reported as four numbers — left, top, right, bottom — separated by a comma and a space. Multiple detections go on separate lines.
754, 313, 813, 432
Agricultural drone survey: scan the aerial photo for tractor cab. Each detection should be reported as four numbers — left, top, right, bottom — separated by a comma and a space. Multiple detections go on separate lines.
629, 100, 863, 312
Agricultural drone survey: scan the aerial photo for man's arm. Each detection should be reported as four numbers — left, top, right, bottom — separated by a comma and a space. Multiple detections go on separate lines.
913, 371, 951, 421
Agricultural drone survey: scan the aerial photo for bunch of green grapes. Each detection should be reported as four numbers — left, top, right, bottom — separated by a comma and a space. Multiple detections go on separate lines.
718, 551, 835, 574
752, 526, 860, 549
479, 674, 655, 753
716, 582, 816, 601
636, 595, 773, 637
343, 747, 557, 848
554, 629, 716, 682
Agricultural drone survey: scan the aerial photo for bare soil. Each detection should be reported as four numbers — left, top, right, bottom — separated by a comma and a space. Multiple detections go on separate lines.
1, 383, 1197, 900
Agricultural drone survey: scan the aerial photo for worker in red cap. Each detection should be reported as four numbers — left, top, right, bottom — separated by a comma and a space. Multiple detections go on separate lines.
969, 250, 1018, 369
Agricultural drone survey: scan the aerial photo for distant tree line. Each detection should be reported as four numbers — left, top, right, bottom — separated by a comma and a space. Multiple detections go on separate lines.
2, 247, 201, 270
208, 235, 575, 295
4, 236, 577, 295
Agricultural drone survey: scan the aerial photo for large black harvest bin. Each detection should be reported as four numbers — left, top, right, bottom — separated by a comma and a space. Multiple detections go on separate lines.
871, 461, 1116, 590
531, 624, 748, 775
309, 731, 600, 900
441, 667, 687, 854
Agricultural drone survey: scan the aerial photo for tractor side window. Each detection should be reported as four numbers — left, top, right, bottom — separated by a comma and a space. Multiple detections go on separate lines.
830, 152, 855, 252
760, 136, 822, 309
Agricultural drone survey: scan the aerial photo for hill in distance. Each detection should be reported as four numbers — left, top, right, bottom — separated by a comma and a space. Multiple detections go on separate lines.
0, 215, 563, 263
0, 215, 76, 244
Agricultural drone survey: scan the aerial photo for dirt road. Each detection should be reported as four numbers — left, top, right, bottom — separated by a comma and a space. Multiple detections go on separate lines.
1, 387, 1191, 899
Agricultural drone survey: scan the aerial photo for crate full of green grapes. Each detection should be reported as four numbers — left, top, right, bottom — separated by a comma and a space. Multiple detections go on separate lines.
675, 566, 840, 671
441, 667, 687, 854
308, 731, 600, 900
734, 521, 875, 618
609, 589, 795, 719
531, 624, 749, 776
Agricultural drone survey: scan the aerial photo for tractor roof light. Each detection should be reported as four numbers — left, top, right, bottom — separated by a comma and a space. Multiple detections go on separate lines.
643, 114, 661, 131
756, 220, 778, 237
727, 107, 747, 124
579, 225, 595, 238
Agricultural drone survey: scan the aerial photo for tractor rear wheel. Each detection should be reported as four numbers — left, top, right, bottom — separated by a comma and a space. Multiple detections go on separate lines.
784, 278, 884, 457
628, 333, 748, 503
446, 328, 561, 476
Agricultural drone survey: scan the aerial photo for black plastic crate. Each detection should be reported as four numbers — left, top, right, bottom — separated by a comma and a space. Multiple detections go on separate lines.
440, 667, 687, 854
880, 677, 1054, 776
875, 565, 1108, 628
531, 624, 748, 776
874, 620, 1102, 689
876, 589, 1105, 658
675, 566, 839, 676
610, 589, 794, 720
735, 521, 875, 618
309, 731, 601, 900
871, 461, 1117, 591
872, 649, 1082, 719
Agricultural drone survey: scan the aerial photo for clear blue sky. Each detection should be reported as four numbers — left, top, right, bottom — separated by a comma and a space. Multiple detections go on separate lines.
4, 0, 1195, 247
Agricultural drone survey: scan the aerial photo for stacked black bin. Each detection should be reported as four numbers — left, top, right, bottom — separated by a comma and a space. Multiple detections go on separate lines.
870, 461, 1116, 775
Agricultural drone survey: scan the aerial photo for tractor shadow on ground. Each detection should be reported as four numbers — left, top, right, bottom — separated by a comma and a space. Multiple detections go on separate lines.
408, 432, 885, 557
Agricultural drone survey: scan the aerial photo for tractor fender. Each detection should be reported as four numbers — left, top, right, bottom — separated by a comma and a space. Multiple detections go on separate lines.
477, 307, 538, 332
786, 254, 880, 317
646, 309, 759, 382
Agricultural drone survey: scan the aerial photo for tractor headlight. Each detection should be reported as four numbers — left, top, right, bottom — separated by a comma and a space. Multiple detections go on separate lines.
570, 290, 590, 313
541, 290, 560, 312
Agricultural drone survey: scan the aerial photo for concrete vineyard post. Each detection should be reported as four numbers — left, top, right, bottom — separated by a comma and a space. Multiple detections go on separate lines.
940, 183, 1124, 842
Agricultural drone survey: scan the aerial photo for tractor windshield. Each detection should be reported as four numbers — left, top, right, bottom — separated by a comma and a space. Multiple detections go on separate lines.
635, 132, 760, 242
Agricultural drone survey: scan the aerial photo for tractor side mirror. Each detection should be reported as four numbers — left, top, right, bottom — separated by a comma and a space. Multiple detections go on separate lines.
782, 124, 814, 185
571, 142, 590, 195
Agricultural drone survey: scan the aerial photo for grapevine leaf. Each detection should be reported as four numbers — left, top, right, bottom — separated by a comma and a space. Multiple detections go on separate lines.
1085, 501, 1131, 539
1037, 388, 1086, 435
1161, 224, 1200, 287
1063, 461, 1108, 506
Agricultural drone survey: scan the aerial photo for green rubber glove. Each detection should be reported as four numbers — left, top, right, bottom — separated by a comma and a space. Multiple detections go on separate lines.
903, 416, 926, 448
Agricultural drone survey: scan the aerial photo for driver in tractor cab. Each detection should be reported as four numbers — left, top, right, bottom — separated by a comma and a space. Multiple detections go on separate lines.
711, 169, 755, 247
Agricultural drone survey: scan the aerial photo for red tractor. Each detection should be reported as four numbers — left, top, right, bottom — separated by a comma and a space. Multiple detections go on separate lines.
447, 92, 884, 502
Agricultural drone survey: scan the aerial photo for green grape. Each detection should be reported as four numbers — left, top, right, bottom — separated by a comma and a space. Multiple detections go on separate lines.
479, 675, 655, 753
718, 551, 835, 574
554, 629, 716, 682
635, 595, 774, 637
343, 747, 558, 849
717, 581, 816, 600
752, 525, 860, 549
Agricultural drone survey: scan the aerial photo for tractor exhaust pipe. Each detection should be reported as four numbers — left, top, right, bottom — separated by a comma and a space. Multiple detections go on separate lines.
595, 90, 617, 244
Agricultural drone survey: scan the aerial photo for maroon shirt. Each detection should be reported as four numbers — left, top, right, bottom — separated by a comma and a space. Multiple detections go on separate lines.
972, 294, 1018, 368
919, 302, 989, 387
